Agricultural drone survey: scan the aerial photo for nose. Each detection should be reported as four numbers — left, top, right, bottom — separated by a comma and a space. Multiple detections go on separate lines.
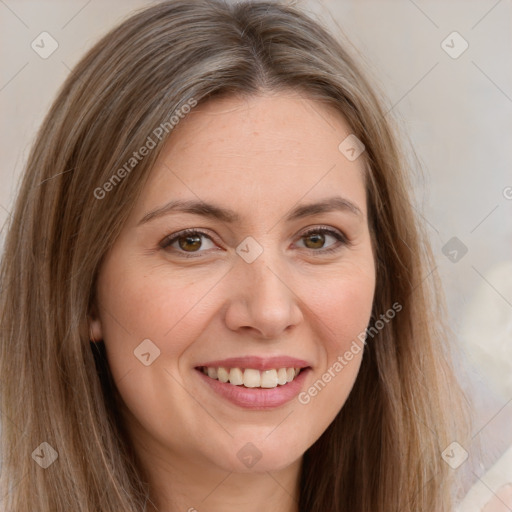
223, 254, 304, 340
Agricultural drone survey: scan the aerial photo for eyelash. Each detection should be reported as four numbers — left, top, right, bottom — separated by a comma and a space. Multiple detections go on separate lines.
159, 226, 349, 259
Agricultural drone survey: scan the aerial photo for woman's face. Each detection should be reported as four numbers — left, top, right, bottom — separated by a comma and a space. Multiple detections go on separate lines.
90, 91, 376, 475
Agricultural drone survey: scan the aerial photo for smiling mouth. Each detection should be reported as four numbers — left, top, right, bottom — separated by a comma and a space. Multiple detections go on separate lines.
196, 366, 308, 389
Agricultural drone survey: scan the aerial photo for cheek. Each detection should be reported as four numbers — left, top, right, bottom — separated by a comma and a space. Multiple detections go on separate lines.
294, 270, 373, 433
94, 259, 213, 442
322, 282, 373, 337
96, 257, 215, 361
296, 257, 374, 405
304, 259, 376, 349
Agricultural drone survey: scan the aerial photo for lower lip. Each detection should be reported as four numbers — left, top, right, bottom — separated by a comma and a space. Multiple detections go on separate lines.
195, 368, 311, 410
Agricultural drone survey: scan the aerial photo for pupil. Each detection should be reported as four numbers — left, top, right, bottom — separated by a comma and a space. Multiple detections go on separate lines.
179, 235, 201, 252
306, 233, 324, 249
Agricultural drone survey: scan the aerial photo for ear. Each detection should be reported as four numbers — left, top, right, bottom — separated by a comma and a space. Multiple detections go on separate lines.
88, 302, 104, 342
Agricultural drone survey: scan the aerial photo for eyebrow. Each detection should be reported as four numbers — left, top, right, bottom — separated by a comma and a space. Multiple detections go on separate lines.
138, 196, 362, 226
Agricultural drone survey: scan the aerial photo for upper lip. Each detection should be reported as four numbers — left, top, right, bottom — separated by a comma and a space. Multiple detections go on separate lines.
195, 356, 312, 371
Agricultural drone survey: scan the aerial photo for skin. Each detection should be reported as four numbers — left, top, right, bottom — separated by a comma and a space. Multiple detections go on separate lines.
89, 90, 376, 512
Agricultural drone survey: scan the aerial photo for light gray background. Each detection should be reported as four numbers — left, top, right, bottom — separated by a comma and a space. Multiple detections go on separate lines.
1, 1, 511, 510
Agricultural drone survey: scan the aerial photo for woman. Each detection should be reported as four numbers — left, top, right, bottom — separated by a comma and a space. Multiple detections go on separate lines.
0, 1, 468, 510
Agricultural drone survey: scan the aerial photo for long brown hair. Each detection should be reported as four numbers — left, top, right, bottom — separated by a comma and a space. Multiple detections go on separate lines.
0, 1, 468, 510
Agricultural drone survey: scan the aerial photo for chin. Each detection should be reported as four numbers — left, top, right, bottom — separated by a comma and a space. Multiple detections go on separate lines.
210, 436, 306, 474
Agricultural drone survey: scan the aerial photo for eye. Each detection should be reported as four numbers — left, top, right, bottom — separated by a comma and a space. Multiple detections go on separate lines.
159, 226, 349, 259
295, 226, 348, 255
160, 229, 217, 257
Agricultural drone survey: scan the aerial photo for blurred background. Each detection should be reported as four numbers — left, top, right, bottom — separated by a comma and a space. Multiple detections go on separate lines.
1, 1, 511, 510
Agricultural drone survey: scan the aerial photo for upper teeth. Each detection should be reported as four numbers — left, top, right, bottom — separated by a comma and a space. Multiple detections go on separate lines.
201, 367, 302, 388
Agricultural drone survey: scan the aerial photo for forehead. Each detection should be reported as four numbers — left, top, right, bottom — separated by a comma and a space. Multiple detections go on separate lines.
131, 91, 368, 224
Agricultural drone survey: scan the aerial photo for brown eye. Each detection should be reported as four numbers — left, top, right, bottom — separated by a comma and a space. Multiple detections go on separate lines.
178, 234, 202, 252
303, 232, 326, 249
296, 227, 348, 255
160, 229, 216, 256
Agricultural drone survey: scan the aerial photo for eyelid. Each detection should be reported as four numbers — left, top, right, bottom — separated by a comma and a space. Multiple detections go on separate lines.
297, 224, 349, 243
